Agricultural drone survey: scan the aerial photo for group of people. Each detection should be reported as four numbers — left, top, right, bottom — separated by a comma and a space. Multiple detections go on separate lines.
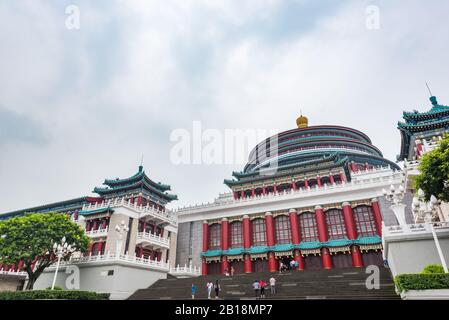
252, 276, 276, 299
223, 266, 235, 277
279, 259, 299, 273
191, 280, 221, 299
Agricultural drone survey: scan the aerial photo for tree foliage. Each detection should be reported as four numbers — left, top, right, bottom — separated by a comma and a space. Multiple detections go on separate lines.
414, 133, 449, 202
0, 212, 90, 290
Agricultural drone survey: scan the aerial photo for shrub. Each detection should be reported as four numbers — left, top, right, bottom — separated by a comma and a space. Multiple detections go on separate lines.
45, 286, 63, 291
394, 273, 449, 292
0, 290, 110, 300
422, 264, 445, 274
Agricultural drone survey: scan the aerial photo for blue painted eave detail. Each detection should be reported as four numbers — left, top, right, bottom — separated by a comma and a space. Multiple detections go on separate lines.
78, 207, 113, 216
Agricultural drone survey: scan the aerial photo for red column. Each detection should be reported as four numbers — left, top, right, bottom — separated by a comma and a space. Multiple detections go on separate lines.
268, 252, 277, 272
289, 209, 300, 244
202, 258, 208, 276
317, 176, 322, 187
243, 215, 252, 273
17, 260, 24, 272
202, 221, 209, 253
262, 187, 267, 195
137, 194, 143, 206
371, 198, 383, 236
315, 206, 332, 269
265, 212, 275, 246
294, 249, 304, 270
243, 215, 251, 249
251, 189, 255, 198
342, 202, 363, 267
329, 175, 335, 185
342, 202, 358, 240
221, 218, 229, 251
340, 173, 346, 183
265, 212, 277, 272
273, 185, 278, 194
233, 192, 238, 200
221, 256, 229, 274
244, 254, 252, 273
292, 181, 297, 191
315, 206, 328, 243
321, 248, 332, 269
351, 246, 363, 268
240, 190, 245, 199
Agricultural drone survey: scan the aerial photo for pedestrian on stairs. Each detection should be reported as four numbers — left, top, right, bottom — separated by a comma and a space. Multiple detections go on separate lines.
191, 284, 197, 299
259, 280, 267, 298
269, 276, 276, 295
206, 281, 213, 299
214, 280, 221, 299
230, 266, 235, 277
252, 280, 260, 298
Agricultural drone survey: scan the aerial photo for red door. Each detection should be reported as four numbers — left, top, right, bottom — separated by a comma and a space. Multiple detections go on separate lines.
304, 255, 323, 270
253, 259, 268, 273
332, 253, 353, 268
208, 262, 221, 275
229, 260, 244, 274
362, 251, 383, 266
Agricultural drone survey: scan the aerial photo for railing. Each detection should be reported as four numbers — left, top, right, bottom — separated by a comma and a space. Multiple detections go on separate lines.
86, 227, 108, 238
0, 269, 27, 277
47, 252, 170, 271
81, 198, 177, 225
169, 264, 201, 277
173, 167, 403, 213
136, 232, 170, 248
383, 221, 449, 236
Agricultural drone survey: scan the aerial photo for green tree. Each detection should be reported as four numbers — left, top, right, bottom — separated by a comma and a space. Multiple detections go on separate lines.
0, 212, 90, 290
415, 133, 449, 202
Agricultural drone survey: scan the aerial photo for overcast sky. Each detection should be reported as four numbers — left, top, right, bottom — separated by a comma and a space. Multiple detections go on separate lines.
1, 0, 448, 213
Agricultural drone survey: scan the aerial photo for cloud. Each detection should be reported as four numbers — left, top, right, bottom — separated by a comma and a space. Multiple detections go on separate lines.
0, 0, 449, 212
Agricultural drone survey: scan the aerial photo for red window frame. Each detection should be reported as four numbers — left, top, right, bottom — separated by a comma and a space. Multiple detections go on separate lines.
251, 218, 266, 246
274, 215, 291, 244
208, 223, 221, 250
230, 221, 243, 248
299, 212, 319, 242
353, 205, 378, 237
325, 209, 347, 240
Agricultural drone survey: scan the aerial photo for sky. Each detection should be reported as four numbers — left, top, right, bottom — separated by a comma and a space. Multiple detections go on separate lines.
1, 0, 449, 212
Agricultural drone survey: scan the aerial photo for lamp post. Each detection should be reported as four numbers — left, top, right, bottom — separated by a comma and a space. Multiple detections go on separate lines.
382, 184, 407, 226
412, 189, 448, 273
115, 220, 129, 257
51, 237, 76, 290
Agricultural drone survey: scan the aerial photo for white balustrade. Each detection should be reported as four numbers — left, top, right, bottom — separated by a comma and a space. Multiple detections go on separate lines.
169, 264, 201, 277
136, 232, 170, 248
86, 227, 109, 238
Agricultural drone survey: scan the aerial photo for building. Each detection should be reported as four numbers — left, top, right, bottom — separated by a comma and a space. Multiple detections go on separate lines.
383, 95, 449, 278
175, 115, 406, 275
0, 166, 196, 299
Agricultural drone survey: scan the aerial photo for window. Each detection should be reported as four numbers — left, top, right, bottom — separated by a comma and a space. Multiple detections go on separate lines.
299, 212, 318, 242
325, 209, 347, 240
230, 221, 243, 248
354, 206, 377, 237
208, 223, 221, 250
275, 215, 291, 244
251, 218, 266, 246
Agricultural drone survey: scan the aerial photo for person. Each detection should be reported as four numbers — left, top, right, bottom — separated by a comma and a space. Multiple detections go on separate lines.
252, 280, 260, 298
206, 281, 213, 299
224, 268, 229, 277
214, 280, 221, 299
269, 276, 276, 295
294, 260, 299, 269
279, 261, 284, 273
230, 266, 235, 276
191, 283, 197, 299
259, 280, 266, 298
290, 259, 295, 269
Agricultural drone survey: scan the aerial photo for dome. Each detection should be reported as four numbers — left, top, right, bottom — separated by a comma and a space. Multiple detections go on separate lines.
296, 115, 308, 128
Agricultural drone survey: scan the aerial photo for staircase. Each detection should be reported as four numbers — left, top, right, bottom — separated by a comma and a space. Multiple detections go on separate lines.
128, 267, 400, 300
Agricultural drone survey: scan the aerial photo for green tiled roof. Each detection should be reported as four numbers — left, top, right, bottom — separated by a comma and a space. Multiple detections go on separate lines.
78, 207, 113, 216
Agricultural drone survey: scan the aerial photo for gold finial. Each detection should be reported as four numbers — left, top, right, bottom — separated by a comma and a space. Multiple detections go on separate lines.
296, 110, 308, 128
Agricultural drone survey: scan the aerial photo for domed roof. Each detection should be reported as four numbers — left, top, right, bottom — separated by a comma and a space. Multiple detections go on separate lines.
296, 115, 309, 128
